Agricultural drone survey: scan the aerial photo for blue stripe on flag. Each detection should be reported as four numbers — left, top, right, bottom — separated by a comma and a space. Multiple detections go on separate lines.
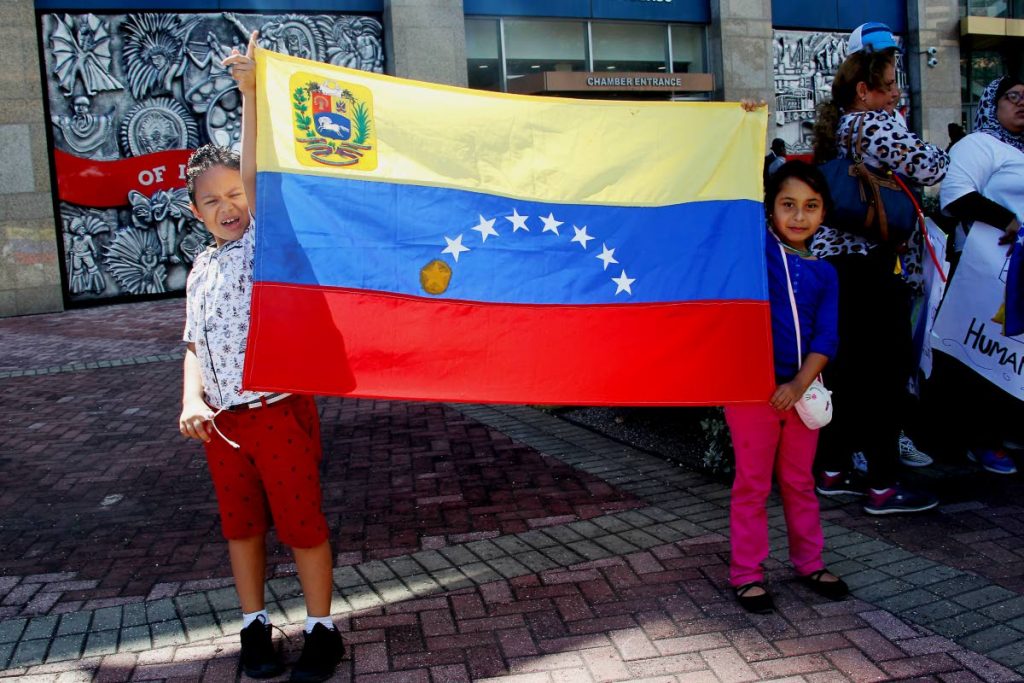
256, 171, 767, 305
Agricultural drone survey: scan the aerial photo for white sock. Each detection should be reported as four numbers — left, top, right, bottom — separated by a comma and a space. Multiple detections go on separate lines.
305, 615, 335, 633
241, 610, 269, 629
870, 488, 892, 495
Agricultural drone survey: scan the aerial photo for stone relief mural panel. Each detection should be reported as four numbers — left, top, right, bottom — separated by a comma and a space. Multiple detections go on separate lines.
41, 11, 384, 302
772, 29, 908, 155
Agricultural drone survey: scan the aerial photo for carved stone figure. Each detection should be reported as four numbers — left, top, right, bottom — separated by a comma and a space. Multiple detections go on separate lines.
178, 222, 214, 264
104, 227, 168, 295
49, 14, 124, 96
62, 210, 109, 295
128, 187, 194, 264
319, 17, 384, 72
51, 95, 114, 157
247, 14, 324, 62
120, 97, 198, 156
121, 13, 202, 99
41, 10, 386, 304
182, 30, 245, 150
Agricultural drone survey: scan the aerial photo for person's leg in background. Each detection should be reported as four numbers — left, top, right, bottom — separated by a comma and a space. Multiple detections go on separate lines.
815, 253, 875, 495
857, 256, 938, 514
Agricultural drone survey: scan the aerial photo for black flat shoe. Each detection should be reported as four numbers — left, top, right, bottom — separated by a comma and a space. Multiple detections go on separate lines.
799, 569, 849, 600
735, 581, 774, 614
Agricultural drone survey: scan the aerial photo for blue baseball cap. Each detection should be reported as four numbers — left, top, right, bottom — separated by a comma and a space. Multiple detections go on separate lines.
848, 22, 898, 54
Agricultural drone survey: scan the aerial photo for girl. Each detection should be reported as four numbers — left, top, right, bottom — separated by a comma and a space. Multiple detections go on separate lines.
727, 161, 848, 614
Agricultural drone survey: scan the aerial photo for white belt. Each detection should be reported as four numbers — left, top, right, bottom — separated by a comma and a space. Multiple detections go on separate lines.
210, 393, 293, 450
226, 392, 292, 411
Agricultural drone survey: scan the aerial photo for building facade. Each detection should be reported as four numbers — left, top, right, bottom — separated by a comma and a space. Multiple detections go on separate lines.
0, 0, 1015, 317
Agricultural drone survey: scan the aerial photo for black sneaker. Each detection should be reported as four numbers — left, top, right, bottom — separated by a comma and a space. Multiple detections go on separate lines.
815, 470, 867, 497
863, 484, 938, 515
290, 623, 345, 683
239, 619, 285, 679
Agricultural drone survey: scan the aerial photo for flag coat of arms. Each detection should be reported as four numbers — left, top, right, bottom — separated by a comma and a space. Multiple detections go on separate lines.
245, 48, 773, 405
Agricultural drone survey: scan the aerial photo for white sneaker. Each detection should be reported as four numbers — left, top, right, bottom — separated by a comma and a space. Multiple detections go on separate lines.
899, 432, 933, 467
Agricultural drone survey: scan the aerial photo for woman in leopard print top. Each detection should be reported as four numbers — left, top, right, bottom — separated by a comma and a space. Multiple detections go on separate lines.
809, 46, 947, 515
812, 59, 949, 261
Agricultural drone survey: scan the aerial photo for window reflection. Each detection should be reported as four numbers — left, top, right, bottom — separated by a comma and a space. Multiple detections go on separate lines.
962, 0, 1008, 17
592, 22, 667, 72
504, 19, 586, 80
463, 17, 708, 94
466, 18, 501, 91
671, 24, 704, 73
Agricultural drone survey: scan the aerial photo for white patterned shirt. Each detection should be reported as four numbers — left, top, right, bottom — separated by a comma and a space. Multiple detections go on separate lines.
183, 219, 271, 409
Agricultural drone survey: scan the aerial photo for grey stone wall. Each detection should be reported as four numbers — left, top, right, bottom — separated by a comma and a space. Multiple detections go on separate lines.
907, 0, 962, 150
383, 0, 467, 87
708, 0, 775, 142
0, 0, 63, 317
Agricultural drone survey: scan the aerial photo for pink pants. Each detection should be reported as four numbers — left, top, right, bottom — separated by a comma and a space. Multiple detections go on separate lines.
725, 403, 825, 587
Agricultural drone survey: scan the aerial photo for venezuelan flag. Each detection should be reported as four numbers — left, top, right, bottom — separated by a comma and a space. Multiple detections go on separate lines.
245, 48, 773, 405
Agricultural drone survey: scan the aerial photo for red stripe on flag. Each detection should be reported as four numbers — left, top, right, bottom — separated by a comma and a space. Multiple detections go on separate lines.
244, 282, 775, 406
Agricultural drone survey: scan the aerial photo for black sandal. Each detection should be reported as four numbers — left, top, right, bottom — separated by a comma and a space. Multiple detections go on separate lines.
735, 581, 774, 614
799, 570, 849, 600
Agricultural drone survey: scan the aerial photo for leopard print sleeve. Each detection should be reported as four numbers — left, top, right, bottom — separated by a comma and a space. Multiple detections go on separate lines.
837, 111, 949, 186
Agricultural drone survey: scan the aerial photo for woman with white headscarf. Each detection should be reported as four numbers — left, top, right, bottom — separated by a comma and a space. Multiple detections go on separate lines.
942, 76, 1023, 253
936, 76, 1024, 474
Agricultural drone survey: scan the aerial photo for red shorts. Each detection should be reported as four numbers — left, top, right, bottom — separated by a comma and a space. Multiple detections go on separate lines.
203, 394, 329, 548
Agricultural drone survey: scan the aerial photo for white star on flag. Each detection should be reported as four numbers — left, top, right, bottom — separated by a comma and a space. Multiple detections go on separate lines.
540, 213, 563, 236
441, 234, 470, 262
571, 225, 594, 249
612, 270, 635, 295
596, 243, 618, 271
471, 215, 499, 242
507, 209, 529, 232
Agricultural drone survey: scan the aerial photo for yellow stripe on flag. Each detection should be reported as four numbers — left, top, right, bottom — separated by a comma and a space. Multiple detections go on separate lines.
256, 48, 767, 207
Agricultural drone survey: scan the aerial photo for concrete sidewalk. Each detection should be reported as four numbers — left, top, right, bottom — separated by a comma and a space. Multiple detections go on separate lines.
1, 300, 1022, 682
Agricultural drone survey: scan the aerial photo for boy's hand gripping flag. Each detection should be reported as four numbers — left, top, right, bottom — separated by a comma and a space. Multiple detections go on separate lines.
244, 48, 773, 405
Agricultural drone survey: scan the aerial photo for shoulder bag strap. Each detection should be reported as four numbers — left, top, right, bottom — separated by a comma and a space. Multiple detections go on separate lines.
778, 242, 803, 369
778, 242, 827, 387
848, 112, 867, 162
888, 172, 949, 283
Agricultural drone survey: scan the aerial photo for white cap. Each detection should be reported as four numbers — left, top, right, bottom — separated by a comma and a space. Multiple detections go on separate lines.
848, 22, 898, 54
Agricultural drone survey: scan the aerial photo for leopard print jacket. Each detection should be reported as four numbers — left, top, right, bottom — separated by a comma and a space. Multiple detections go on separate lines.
811, 110, 949, 292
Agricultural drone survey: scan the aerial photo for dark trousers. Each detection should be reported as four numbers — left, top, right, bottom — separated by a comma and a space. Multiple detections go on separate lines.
920, 348, 1022, 457
816, 250, 914, 489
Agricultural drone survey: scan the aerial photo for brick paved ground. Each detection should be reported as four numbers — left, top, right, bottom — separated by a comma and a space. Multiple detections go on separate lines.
2, 301, 1024, 681
815, 466, 1024, 595
565, 408, 1024, 598
0, 365, 638, 615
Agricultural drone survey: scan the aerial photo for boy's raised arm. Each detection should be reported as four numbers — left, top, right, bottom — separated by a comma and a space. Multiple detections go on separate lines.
223, 31, 259, 215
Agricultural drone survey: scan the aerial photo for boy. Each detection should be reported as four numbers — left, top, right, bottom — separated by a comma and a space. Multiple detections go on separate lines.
179, 31, 343, 682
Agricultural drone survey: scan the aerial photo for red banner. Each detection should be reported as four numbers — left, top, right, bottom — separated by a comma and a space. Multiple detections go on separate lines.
54, 148, 195, 208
